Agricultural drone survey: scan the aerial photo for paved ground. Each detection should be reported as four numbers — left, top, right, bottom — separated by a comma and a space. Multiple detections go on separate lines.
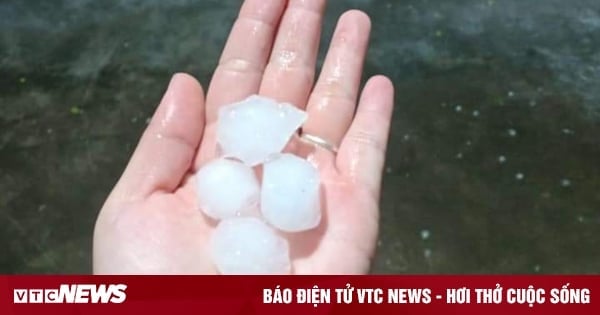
1, 0, 599, 273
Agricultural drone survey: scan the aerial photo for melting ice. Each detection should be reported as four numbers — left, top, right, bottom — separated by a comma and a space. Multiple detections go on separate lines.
196, 158, 259, 220
217, 95, 307, 166
198, 95, 324, 274
210, 217, 291, 274
261, 154, 321, 232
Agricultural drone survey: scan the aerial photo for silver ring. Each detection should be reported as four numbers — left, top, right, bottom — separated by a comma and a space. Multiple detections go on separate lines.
299, 133, 338, 154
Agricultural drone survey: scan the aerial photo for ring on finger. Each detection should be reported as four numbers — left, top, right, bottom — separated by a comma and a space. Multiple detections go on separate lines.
299, 132, 338, 154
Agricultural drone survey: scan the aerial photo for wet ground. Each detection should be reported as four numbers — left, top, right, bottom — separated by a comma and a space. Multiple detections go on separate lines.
1, 0, 599, 273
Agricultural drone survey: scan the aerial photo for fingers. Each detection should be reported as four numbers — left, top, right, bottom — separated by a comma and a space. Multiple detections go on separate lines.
337, 75, 394, 198
259, 0, 326, 107
111, 74, 205, 201
303, 10, 371, 146
205, 0, 287, 122
194, 0, 287, 167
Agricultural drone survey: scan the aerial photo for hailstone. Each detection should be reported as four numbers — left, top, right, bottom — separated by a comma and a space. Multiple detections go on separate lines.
261, 153, 321, 232
196, 158, 259, 220
217, 95, 307, 166
210, 217, 291, 274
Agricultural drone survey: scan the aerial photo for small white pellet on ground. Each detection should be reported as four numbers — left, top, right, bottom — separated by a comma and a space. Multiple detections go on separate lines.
195, 158, 259, 220
261, 153, 321, 232
210, 217, 291, 274
217, 95, 307, 166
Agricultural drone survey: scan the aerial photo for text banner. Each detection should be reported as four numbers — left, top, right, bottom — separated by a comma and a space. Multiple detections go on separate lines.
0, 275, 596, 315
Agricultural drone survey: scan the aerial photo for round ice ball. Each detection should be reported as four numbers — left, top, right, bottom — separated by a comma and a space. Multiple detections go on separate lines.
210, 217, 291, 274
261, 153, 321, 232
196, 158, 260, 220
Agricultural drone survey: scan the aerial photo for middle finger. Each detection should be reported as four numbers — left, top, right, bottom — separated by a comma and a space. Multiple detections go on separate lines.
259, 0, 327, 108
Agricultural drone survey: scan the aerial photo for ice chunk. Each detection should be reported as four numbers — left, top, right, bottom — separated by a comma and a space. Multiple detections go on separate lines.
217, 95, 307, 166
261, 154, 321, 232
196, 158, 259, 220
210, 217, 291, 274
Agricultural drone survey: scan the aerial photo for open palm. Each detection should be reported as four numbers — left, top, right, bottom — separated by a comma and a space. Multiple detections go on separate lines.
93, 0, 394, 274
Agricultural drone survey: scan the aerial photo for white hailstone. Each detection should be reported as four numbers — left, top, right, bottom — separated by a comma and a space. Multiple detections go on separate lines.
560, 178, 572, 187
423, 248, 432, 259
420, 229, 431, 240
210, 217, 291, 274
561, 128, 574, 135
261, 154, 321, 232
217, 95, 307, 166
196, 158, 259, 220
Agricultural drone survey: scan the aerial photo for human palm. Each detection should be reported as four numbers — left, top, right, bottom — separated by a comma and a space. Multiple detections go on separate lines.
94, 0, 394, 274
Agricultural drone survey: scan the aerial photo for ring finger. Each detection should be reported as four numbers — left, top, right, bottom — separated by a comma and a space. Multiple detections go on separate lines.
302, 10, 371, 150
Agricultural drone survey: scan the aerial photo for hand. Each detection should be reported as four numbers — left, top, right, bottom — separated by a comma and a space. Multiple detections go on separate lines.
93, 0, 394, 274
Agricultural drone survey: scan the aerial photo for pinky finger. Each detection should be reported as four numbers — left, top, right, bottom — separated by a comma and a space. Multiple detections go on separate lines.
336, 75, 394, 198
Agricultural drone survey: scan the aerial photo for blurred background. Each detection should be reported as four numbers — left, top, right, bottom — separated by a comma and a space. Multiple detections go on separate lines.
0, 0, 599, 273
